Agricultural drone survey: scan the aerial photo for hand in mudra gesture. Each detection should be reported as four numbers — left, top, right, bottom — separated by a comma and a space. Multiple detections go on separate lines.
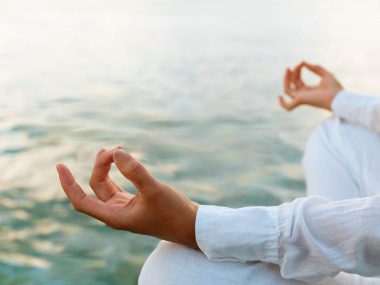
56, 147, 199, 249
278, 61, 344, 111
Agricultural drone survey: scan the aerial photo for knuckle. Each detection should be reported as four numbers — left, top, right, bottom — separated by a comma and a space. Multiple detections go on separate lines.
73, 203, 83, 213
88, 178, 95, 189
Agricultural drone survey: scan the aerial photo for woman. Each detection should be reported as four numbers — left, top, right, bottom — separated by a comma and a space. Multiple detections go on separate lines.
57, 62, 380, 284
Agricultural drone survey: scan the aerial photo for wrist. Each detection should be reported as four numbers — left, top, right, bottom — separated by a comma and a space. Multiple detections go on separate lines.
326, 88, 343, 111
183, 201, 200, 249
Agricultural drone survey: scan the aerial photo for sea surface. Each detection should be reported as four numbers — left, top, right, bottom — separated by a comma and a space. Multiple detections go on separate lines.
0, 0, 380, 284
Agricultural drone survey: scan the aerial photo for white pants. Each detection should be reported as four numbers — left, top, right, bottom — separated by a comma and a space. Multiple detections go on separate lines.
139, 116, 380, 285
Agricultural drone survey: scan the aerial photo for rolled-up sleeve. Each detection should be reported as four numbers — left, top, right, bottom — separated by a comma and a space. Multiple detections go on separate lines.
278, 195, 380, 282
195, 195, 380, 283
331, 90, 380, 134
195, 205, 279, 264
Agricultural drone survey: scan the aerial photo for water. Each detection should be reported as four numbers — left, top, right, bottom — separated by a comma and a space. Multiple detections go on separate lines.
1, 0, 380, 284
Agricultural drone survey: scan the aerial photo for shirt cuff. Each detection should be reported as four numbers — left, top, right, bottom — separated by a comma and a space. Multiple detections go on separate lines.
331, 90, 357, 119
331, 90, 379, 129
195, 205, 280, 264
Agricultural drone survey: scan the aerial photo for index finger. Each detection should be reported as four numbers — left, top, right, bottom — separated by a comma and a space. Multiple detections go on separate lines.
283, 68, 294, 97
292, 62, 305, 89
90, 147, 120, 183
89, 147, 122, 201
303, 62, 329, 77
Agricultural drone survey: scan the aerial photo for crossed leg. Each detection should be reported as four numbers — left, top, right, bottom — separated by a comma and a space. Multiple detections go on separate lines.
303, 116, 380, 200
139, 116, 380, 285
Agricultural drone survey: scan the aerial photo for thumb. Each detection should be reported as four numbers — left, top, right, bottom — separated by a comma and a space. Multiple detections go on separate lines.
113, 149, 156, 193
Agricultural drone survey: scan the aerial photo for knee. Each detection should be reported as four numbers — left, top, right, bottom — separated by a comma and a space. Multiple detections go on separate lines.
306, 116, 339, 146
139, 242, 300, 285
302, 116, 340, 167
138, 241, 204, 285
139, 241, 174, 285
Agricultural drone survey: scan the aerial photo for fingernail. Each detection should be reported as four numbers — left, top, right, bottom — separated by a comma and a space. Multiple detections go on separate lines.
109, 146, 122, 154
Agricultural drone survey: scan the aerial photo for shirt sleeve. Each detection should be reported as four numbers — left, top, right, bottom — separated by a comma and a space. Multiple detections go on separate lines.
195, 195, 380, 283
195, 205, 279, 264
331, 90, 380, 134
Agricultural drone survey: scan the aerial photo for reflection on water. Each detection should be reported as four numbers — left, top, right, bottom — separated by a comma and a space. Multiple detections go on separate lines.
1, 0, 380, 284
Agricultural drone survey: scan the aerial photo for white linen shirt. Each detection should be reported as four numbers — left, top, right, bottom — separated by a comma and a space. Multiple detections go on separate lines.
195, 90, 380, 283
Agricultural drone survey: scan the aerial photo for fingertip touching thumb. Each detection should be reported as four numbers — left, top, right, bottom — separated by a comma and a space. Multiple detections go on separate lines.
113, 149, 155, 191
113, 149, 132, 164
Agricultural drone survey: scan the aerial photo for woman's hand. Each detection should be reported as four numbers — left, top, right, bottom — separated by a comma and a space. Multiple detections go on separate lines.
56, 147, 199, 249
278, 61, 344, 111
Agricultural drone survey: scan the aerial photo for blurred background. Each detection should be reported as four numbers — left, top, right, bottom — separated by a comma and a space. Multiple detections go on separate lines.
0, 0, 379, 284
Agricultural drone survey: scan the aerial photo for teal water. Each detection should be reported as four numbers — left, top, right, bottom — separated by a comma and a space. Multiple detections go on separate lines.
1, 0, 380, 284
